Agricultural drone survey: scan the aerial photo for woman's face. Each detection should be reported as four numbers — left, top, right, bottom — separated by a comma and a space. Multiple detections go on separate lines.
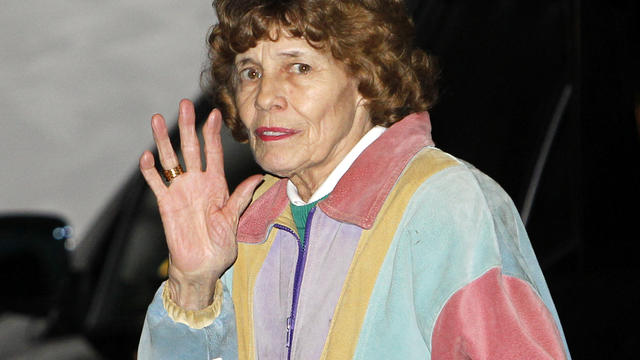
234, 35, 372, 189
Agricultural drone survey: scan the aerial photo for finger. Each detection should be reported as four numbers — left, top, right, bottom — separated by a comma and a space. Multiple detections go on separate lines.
203, 108, 225, 175
224, 174, 264, 225
151, 114, 180, 170
139, 151, 168, 196
178, 99, 202, 172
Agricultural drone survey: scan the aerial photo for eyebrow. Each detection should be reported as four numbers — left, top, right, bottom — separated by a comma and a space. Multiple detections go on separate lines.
235, 57, 255, 67
278, 50, 305, 58
234, 49, 309, 67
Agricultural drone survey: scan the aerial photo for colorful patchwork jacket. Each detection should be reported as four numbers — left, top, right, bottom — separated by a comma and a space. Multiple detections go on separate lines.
138, 112, 571, 359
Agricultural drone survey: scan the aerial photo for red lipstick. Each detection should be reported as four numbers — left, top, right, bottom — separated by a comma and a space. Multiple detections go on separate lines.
255, 127, 299, 141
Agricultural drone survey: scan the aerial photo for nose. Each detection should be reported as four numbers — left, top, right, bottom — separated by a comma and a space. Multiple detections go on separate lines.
255, 73, 287, 112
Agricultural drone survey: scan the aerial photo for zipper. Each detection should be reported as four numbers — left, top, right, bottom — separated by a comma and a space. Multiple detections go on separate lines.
275, 206, 316, 360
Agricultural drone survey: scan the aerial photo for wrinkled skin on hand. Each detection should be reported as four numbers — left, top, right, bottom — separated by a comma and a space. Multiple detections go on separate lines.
139, 99, 262, 310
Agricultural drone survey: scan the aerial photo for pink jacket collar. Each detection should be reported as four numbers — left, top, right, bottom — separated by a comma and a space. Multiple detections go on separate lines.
237, 112, 434, 243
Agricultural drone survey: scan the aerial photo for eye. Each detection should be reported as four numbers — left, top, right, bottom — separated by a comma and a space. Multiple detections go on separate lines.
290, 63, 312, 74
239, 68, 262, 81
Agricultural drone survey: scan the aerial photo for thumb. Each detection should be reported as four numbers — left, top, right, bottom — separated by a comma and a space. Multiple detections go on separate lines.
225, 174, 264, 224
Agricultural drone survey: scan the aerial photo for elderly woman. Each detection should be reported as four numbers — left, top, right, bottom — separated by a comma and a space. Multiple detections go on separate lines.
138, 0, 570, 359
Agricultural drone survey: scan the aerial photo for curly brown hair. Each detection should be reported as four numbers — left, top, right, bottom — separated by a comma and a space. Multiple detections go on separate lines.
204, 0, 439, 142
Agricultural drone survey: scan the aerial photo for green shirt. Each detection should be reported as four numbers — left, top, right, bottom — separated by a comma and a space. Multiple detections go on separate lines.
290, 195, 328, 247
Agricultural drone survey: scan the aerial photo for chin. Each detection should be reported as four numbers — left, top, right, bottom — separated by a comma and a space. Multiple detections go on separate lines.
255, 155, 297, 179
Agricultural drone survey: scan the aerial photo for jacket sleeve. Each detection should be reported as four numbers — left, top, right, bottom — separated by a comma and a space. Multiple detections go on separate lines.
137, 276, 238, 360
405, 162, 570, 359
430, 267, 567, 359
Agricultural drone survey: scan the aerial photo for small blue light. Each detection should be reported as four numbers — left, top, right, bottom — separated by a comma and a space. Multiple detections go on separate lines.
53, 227, 65, 240
63, 225, 74, 238
52, 225, 74, 240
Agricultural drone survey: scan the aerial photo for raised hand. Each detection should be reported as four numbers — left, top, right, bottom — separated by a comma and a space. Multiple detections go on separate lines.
139, 99, 262, 310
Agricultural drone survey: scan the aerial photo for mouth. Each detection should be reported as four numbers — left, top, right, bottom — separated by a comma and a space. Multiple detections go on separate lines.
254, 127, 300, 141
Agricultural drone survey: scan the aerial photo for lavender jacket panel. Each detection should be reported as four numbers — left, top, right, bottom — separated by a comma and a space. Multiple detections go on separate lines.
252, 209, 362, 359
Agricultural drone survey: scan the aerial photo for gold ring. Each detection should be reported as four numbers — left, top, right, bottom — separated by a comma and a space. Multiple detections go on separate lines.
162, 165, 184, 183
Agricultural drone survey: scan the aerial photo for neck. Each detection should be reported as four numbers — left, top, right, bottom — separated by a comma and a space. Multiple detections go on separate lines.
289, 170, 326, 203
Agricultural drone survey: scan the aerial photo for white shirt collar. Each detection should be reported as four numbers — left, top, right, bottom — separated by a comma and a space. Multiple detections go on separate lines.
287, 126, 387, 206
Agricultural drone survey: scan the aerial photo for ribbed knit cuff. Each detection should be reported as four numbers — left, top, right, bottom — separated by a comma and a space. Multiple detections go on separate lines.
162, 279, 223, 329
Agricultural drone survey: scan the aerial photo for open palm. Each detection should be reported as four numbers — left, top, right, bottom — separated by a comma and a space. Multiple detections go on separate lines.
139, 99, 262, 309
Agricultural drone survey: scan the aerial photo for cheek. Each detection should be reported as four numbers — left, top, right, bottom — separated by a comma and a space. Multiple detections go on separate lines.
314, 92, 359, 137
235, 91, 256, 128
290, 84, 337, 125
